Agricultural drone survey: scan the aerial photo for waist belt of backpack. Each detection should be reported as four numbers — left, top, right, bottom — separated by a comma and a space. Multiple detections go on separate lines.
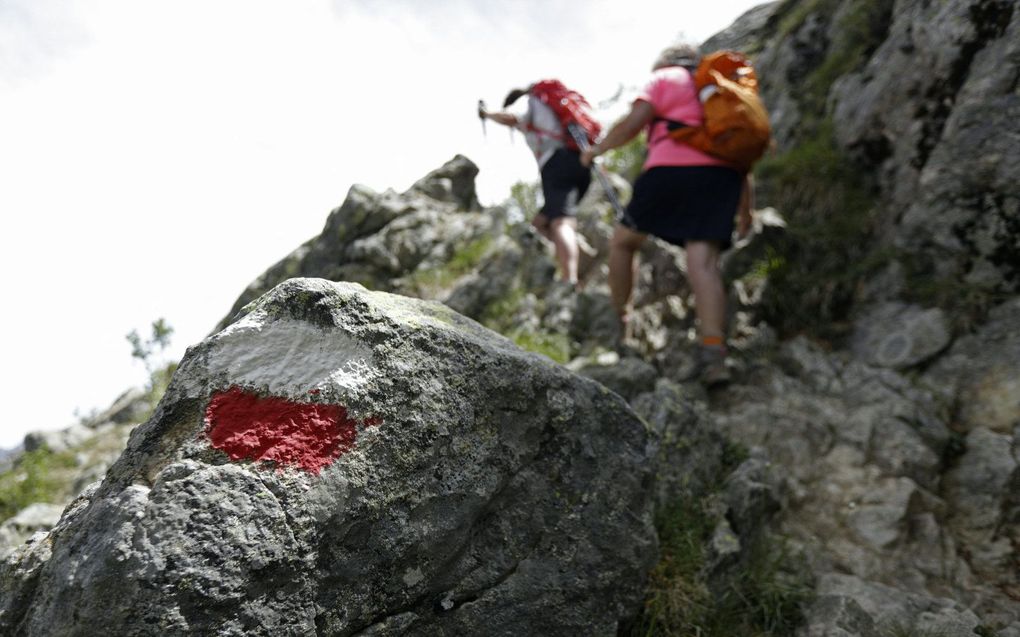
648, 117, 695, 147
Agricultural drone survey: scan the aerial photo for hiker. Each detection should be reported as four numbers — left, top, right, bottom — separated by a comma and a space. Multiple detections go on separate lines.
581, 43, 755, 384
479, 82, 595, 288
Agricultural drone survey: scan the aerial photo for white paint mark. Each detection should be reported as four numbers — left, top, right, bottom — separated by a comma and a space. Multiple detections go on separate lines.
209, 316, 379, 399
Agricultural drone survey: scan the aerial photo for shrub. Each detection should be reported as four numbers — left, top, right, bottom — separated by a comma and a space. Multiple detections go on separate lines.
0, 449, 78, 523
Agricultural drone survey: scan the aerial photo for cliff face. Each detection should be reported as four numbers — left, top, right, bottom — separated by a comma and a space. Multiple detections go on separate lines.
2, 1, 1018, 634
710, 0, 1019, 329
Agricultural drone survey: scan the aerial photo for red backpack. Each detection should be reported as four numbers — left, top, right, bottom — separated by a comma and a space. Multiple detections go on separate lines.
529, 79, 603, 151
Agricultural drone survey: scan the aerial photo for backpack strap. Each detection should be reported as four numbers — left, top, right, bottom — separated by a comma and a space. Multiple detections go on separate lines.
648, 117, 693, 146
646, 65, 700, 146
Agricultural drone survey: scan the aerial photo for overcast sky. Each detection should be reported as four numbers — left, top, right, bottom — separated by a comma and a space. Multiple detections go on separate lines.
0, 0, 766, 449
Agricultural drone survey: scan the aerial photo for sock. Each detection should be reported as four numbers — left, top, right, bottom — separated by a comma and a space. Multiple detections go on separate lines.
700, 335, 725, 349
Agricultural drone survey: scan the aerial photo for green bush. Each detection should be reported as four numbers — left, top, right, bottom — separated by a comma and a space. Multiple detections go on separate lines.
753, 122, 883, 339
0, 449, 78, 523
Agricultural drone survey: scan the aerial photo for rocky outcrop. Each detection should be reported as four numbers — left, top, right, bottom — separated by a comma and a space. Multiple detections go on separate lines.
1, 279, 657, 635
715, 334, 1019, 634
216, 155, 496, 330
731, 0, 1019, 310
832, 0, 1019, 294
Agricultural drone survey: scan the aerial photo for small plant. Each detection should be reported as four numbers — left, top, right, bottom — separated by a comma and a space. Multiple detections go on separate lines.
126, 318, 177, 420
406, 236, 494, 295
126, 318, 173, 375
0, 449, 78, 523
631, 492, 812, 636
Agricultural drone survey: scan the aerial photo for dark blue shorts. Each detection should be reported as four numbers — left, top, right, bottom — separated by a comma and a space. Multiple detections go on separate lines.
539, 148, 592, 221
623, 165, 743, 249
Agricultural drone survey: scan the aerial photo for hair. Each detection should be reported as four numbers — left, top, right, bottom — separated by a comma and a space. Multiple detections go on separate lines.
503, 87, 529, 108
653, 43, 701, 70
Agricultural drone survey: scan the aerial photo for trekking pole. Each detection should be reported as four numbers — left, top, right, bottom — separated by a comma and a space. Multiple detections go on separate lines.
477, 100, 487, 137
566, 123, 627, 221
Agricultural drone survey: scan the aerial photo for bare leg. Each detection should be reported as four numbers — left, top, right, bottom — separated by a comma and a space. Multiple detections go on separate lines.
684, 240, 726, 340
608, 224, 648, 321
531, 213, 552, 240
549, 217, 579, 285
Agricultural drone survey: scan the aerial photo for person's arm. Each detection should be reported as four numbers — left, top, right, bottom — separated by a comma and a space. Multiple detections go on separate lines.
482, 111, 520, 128
736, 174, 754, 238
580, 100, 655, 167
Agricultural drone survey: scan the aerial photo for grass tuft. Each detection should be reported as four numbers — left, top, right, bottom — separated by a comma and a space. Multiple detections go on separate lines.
631, 494, 812, 636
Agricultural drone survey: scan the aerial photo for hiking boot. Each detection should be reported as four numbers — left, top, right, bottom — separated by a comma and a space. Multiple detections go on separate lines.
697, 344, 732, 387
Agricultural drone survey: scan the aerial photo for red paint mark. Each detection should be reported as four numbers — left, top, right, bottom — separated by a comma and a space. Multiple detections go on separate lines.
204, 387, 381, 474
308, 388, 321, 396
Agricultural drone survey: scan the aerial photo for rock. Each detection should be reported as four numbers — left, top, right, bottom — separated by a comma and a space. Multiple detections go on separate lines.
829, 0, 1020, 292
570, 290, 622, 349
701, 1, 782, 53
851, 302, 952, 369
630, 379, 726, 508
408, 154, 481, 211
779, 336, 845, 393
87, 387, 150, 426
944, 427, 1017, 535
799, 595, 881, 637
577, 356, 659, 402
216, 158, 493, 330
724, 454, 781, 543
23, 423, 95, 454
845, 477, 920, 549
866, 417, 941, 490
1, 278, 657, 636
444, 236, 520, 319
814, 573, 984, 635
0, 503, 64, 558
924, 297, 1020, 435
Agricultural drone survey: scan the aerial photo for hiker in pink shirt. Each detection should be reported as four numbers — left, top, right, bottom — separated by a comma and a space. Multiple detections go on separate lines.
582, 43, 753, 385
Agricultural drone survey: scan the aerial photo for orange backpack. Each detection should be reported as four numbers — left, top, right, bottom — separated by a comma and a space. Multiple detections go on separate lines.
665, 51, 771, 171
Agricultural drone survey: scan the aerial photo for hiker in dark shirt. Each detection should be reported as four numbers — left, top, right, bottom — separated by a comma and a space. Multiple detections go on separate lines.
582, 44, 753, 385
481, 85, 592, 289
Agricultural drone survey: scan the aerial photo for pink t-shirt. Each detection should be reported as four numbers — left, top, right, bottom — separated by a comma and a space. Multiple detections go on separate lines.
637, 66, 731, 169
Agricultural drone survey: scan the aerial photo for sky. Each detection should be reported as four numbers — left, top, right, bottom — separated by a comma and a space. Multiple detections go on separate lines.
0, 0, 766, 449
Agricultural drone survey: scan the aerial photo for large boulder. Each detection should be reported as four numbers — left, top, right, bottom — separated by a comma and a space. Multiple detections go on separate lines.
1, 278, 657, 636
923, 297, 1020, 435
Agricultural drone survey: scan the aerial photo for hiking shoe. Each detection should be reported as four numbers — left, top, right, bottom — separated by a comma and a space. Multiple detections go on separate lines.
697, 345, 732, 387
